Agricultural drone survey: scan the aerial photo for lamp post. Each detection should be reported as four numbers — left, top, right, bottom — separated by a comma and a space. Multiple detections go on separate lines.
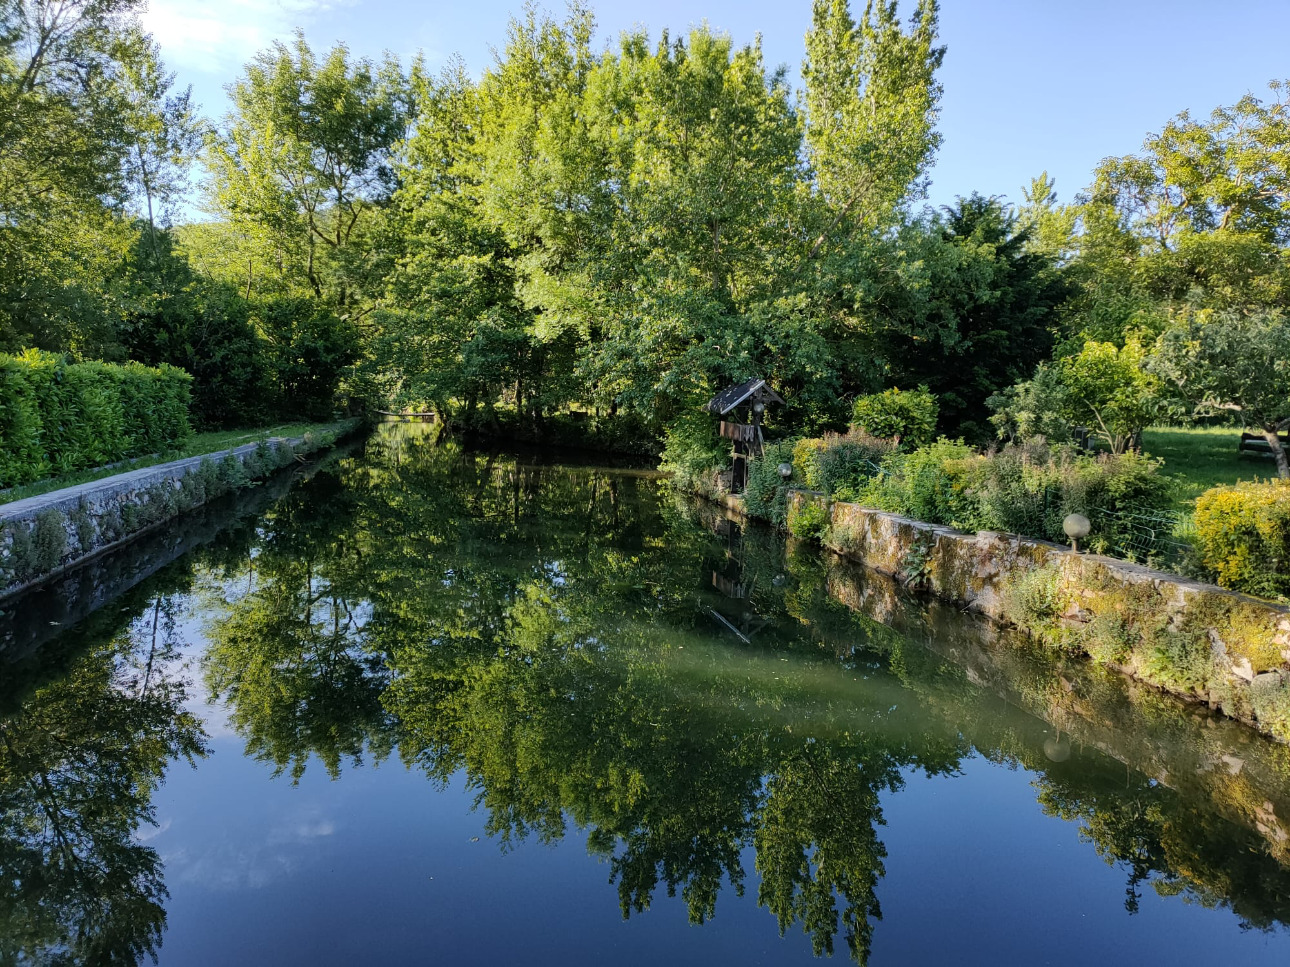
1063, 513, 1091, 553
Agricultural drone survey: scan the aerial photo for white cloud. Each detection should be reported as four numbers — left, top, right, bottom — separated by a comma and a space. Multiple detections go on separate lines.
142, 0, 350, 74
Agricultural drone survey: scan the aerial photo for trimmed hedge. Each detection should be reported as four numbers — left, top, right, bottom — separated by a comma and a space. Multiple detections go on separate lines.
1194, 479, 1290, 600
0, 350, 192, 487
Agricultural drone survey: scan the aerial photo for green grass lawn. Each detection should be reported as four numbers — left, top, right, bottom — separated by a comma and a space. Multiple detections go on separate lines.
1141, 425, 1281, 511
0, 421, 338, 507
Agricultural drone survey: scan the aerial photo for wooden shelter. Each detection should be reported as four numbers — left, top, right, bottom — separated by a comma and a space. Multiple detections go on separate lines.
703, 378, 784, 492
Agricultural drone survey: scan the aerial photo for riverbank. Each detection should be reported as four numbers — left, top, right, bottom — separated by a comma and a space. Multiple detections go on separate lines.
706, 486, 1290, 744
0, 419, 361, 601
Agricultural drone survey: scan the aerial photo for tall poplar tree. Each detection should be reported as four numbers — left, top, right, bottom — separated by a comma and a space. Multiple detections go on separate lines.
802, 0, 944, 250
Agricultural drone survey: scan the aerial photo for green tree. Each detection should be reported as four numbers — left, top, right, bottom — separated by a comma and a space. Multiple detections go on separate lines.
0, 0, 184, 355
1149, 309, 1290, 477
1055, 340, 1160, 454
207, 33, 414, 311
802, 0, 944, 249
1064, 80, 1290, 345
859, 195, 1068, 438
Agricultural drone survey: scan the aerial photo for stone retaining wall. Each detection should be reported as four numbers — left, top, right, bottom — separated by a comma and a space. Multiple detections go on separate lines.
0, 422, 357, 601
782, 488, 1290, 742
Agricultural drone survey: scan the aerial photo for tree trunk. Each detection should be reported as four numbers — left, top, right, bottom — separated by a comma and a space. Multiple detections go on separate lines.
1264, 425, 1290, 478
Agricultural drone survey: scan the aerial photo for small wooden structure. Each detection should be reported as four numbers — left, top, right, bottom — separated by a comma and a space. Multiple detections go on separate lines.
704, 378, 784, 493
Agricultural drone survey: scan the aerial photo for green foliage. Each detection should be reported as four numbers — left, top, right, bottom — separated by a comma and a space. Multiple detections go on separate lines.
255, 299, 361, 420
1071, 80, 1290, 336
851, 387, 939, 447
802, 0, 944, 235
121, 238, 275, 429
1053, 341, 1161, 454
0, 0, 196, 355
969, 444, 1174, 557
1194, 479, 1290, 600
744, 441, 799, 527
31, 509, 67, 574
858, 439, 984, 531
998, 564, 1067, 646
1080, 613, 1135, 666
0, 351, 192, 487
787, 500, 830, 541
795, 435, 1175, 558
791, 430, 893, 498
987, 364, 1072, 444
1142, 628, 1214, 695
1149, 309, 1290, 478
899, 540, 933, 589
206, 32, 413, 311
1251, 676, 1290, 741
872, 196, 1069, 439
661, 414, 730, 495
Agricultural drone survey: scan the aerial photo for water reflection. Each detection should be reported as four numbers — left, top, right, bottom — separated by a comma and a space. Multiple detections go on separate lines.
2, 422, 1290, 964
0, 596, 206, 964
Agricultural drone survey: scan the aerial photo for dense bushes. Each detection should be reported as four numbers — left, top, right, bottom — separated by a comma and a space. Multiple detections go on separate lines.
743, 440, 798, 526
123, 281, 273, 429
0, 351, 192, 487
1194, 480, 1290, 600
791, 430, 894, 498
851, 387, 939, 448
660, 413, 731, 493
717, 431, 1174, 562
256, 298, 362, 421
851, 440, 1172, 557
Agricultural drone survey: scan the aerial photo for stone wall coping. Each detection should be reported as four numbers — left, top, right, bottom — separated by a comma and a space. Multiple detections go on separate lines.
0, 431, 334, 525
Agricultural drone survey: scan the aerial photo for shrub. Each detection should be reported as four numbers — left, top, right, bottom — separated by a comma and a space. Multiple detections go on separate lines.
1141, 627, 1213, 695
257, 298, 361, 420
31, 509, 67, 573
661, 413, 730, 494
0, 350, 192, 487
792, 429, 893, 497
787, 500, 830, 541
1193, 479, 1290, 599
744, 440, 798, 527
967, 443, 1174, 557
851, 386, 939, 448
998, 563, 1067, 647
1251, 675, 1290, 740
858, 439, 985, 531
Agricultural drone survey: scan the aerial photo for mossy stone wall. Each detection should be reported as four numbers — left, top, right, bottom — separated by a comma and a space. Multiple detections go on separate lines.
785, 489, 1290, 743
0, 423, 356, 600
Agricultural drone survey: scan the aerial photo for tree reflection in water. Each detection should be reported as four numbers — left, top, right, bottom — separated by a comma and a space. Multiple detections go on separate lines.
4, 421, 1290, 964
0, 593, 206, 965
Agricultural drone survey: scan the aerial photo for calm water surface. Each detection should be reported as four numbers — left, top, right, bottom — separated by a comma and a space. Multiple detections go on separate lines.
4, 423, 1290, 965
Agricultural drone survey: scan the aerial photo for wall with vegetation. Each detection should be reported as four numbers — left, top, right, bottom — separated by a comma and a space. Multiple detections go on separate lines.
783, 489, 1290, 743
0, 424, 354, 600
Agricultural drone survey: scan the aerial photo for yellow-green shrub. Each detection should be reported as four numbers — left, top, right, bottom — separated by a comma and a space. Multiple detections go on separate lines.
1194, 479, 1290, 600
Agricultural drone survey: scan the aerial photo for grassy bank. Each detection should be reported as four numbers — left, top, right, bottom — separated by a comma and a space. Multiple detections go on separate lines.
1141, 426, 1281, 511
0, 422, 340, 507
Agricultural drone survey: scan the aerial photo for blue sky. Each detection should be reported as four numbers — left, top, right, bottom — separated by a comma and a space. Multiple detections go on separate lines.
143, 0, 1290, 211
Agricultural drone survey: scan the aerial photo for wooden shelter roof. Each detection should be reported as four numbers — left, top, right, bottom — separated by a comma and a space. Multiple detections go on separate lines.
702, 379, 784, 416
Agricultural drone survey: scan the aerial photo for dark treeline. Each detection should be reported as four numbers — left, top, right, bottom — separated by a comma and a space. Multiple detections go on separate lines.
2, 1, 1287, 448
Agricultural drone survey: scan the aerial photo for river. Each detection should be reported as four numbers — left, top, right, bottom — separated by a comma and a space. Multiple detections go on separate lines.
3, 422, 1290, 965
